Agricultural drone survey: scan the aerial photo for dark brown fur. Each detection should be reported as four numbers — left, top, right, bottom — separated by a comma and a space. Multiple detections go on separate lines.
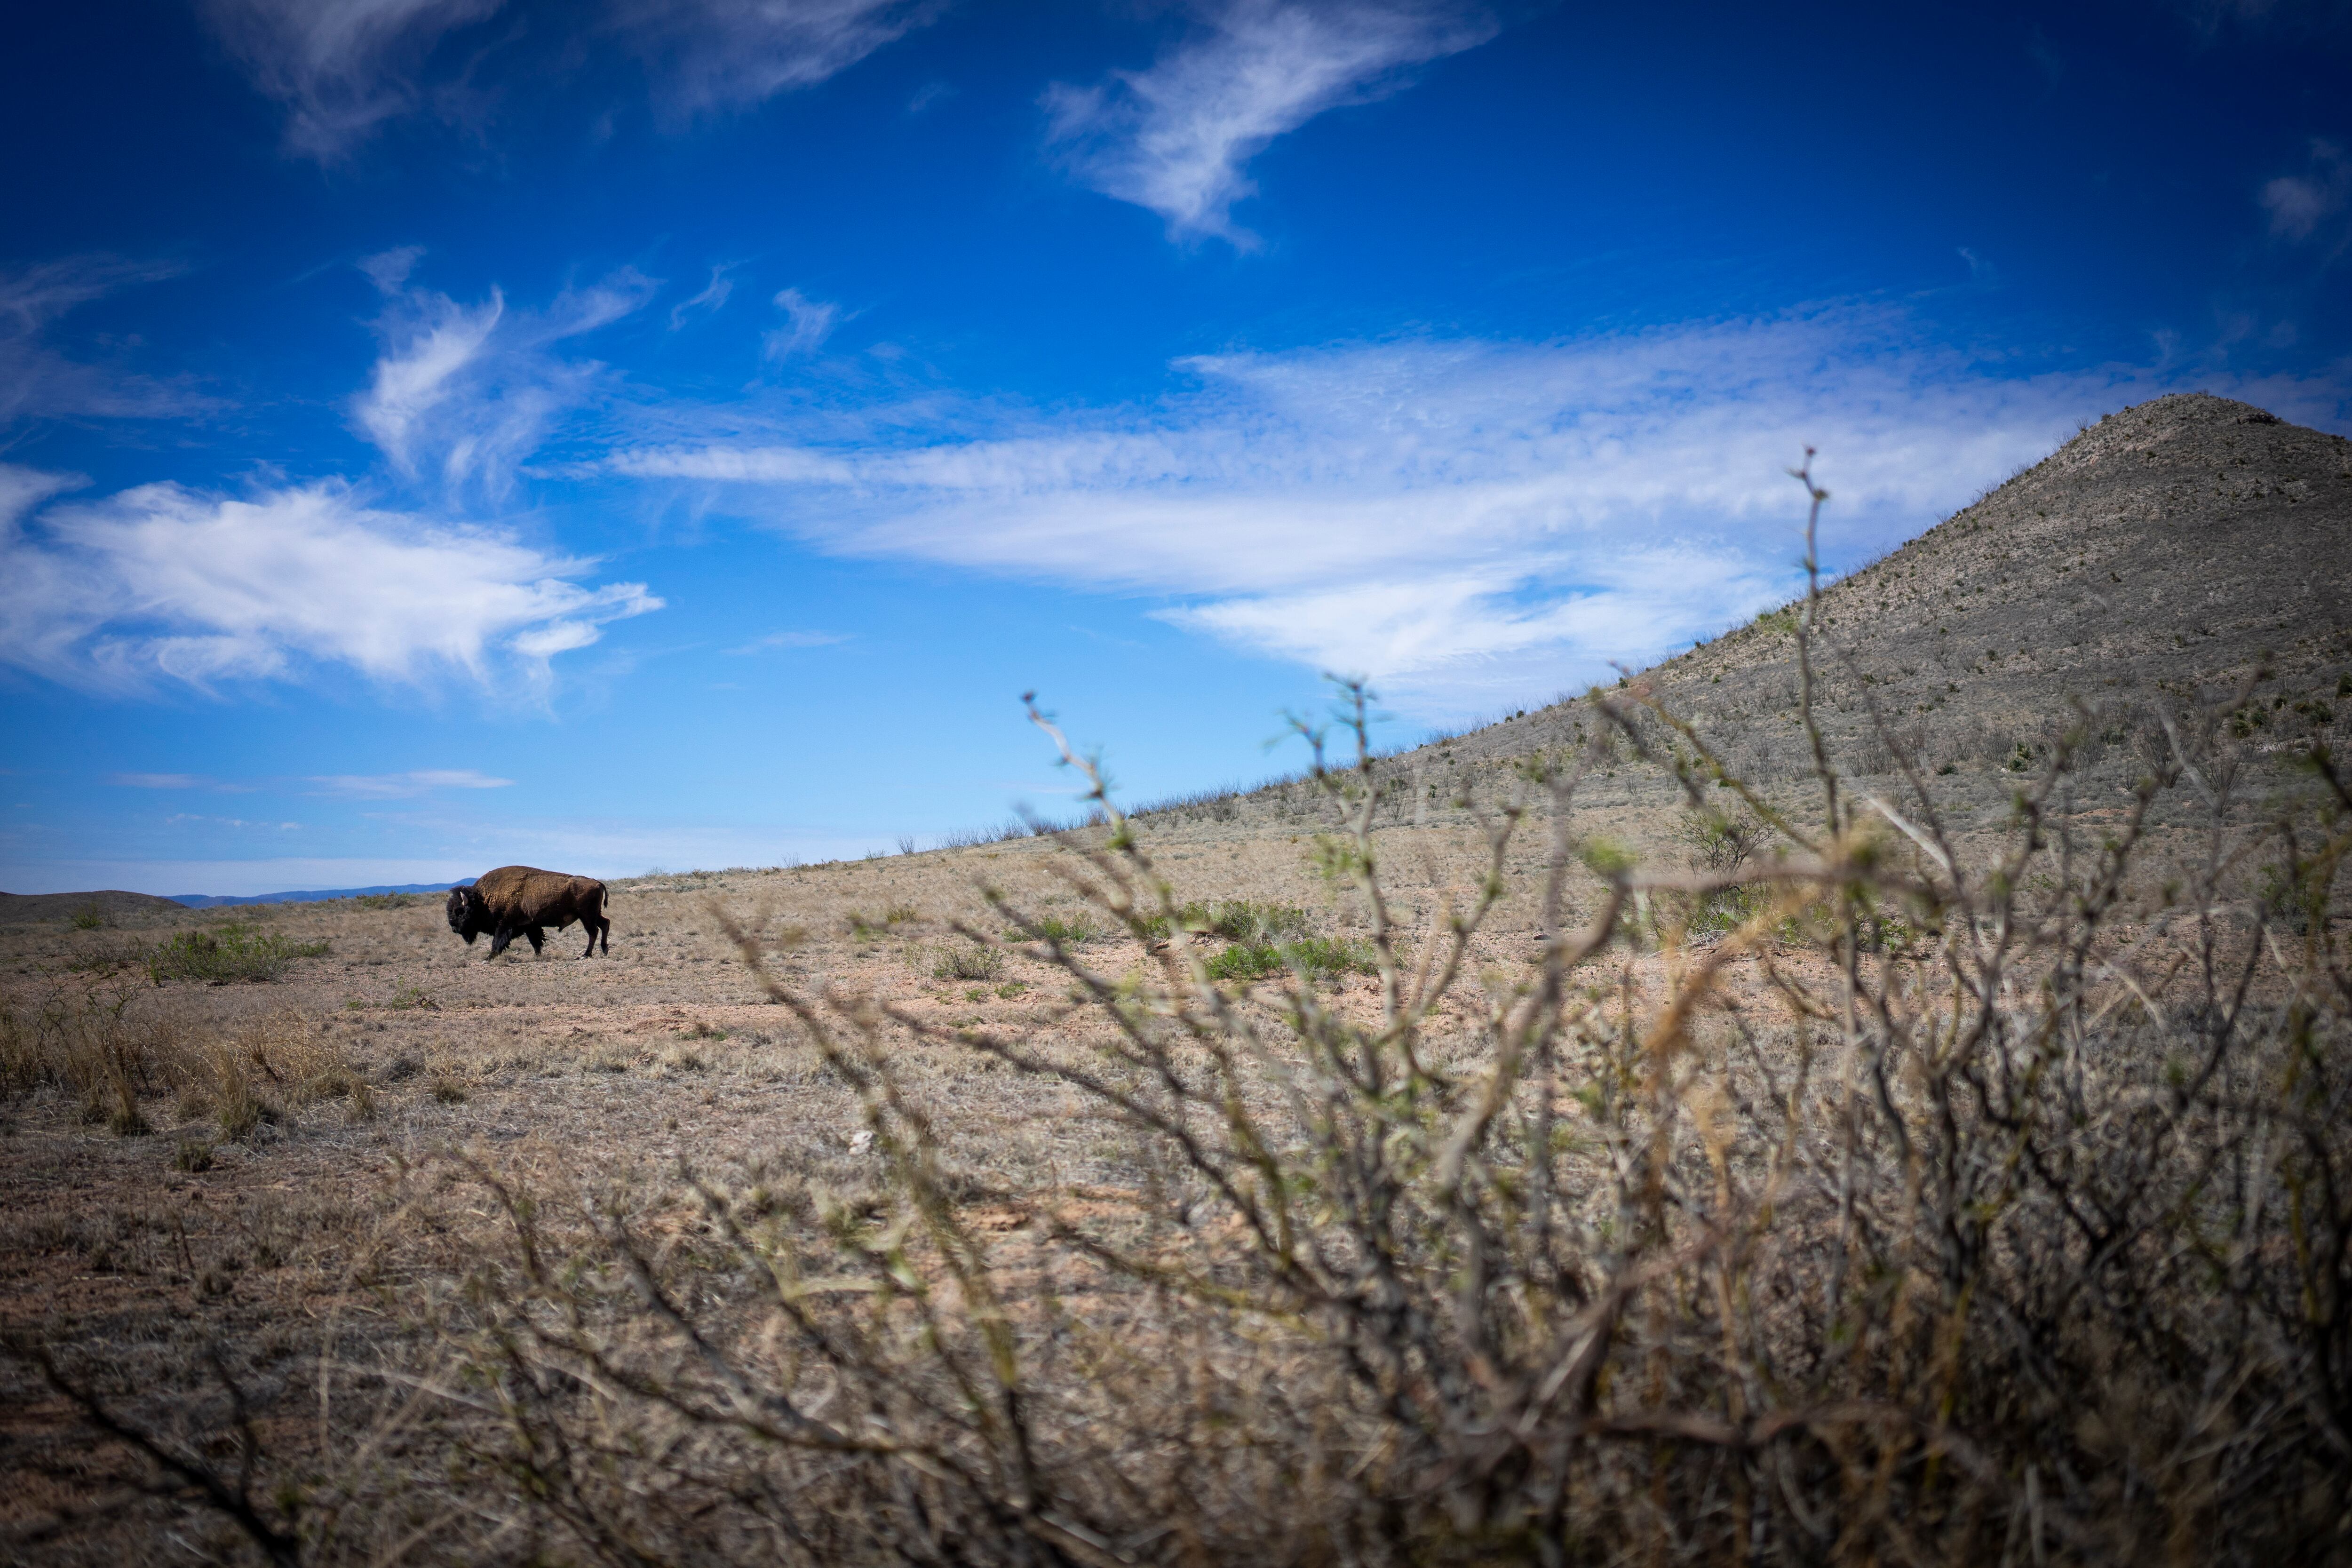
447, 866, 611, 959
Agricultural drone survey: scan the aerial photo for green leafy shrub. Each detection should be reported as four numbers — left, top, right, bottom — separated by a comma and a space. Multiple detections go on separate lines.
1203, 941, 1283, 980
1206, 934, 1377, 982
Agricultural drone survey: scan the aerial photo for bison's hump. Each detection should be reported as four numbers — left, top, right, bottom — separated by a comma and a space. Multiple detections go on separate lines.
471, 865, 607, 918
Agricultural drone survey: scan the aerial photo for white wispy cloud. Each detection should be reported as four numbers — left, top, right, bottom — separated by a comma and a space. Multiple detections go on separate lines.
208, 0, 937, 156
728, 628, 850, 653
605, 308, 2352, 715
202, 0, 507, 159
763, 287, 842, 358
1043, 0, 1496, 245
0, 467, 661, 695
2262, 139, 2350, 255
353, 253, 660, 502
669, 264, 737, 328
0, 857, 483, 899
111, 773, 210, 790
308, 769, 515, 798
0, 255, 211, 427
613, 0, 940, 119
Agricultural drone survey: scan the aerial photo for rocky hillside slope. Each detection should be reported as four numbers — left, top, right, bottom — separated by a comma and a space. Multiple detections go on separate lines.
0, 890, 189, 926
1143, 392, 2351, 839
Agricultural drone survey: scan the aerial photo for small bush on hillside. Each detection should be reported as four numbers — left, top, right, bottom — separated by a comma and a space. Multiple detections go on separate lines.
69, 904, 108, 931
847, 905, 917, 942
1671, 806, 1771, 938
1205, 932, 1379, 983
1007, 913, 1098, 945
146, 923, 328, 985
930, 941, 1003, 981
1142, 899, 1312, 943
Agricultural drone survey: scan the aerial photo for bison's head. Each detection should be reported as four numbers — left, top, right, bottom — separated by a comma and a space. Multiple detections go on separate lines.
446, 884, 486, 942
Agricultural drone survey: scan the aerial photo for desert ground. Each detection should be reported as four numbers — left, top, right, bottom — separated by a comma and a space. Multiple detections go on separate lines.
0, 806, 1633, 1560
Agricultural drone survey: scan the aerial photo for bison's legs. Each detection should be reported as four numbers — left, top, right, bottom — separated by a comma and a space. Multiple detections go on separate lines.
525, 925, 545, 956
488, 923, 514, 957
581, 891, 610, 956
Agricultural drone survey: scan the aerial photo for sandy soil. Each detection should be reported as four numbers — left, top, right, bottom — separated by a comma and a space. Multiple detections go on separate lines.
0, 810, 1630, 1561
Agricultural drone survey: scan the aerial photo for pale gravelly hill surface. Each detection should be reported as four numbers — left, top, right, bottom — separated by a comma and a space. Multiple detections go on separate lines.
1454, 391, 2350, 772
0, 891, 188, 927
1133, 393, 2351, 846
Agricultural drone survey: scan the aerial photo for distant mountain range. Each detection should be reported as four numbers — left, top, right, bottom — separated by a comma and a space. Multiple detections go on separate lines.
169, 881, 468, 909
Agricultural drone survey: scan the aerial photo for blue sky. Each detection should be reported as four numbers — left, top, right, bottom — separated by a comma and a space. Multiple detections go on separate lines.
4, 0, 2350, 895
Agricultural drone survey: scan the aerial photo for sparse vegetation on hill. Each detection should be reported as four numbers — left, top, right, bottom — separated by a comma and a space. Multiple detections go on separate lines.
145, 923, 332, 986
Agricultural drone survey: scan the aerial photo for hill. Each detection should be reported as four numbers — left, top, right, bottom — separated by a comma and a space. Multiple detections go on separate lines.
168, 880, 466, 909
1469, 392, 2346, 764
0, 889, 189, 926
1137, 392, 2352, 838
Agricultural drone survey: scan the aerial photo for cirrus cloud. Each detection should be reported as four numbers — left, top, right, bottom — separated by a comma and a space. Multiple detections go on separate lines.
604, 307, 2352, 715
0, 255, 213, 428
206, 0, 935, 157
2261, 139, 2351, 260
202, 0, 508, 159
307, 769, 515, 797
1044, 0, 1498, 246
353, 251, 660, 503
612, 0, 941, 119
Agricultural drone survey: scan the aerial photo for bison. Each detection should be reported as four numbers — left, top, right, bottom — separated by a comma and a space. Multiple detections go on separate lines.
447, 866, 611, 959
